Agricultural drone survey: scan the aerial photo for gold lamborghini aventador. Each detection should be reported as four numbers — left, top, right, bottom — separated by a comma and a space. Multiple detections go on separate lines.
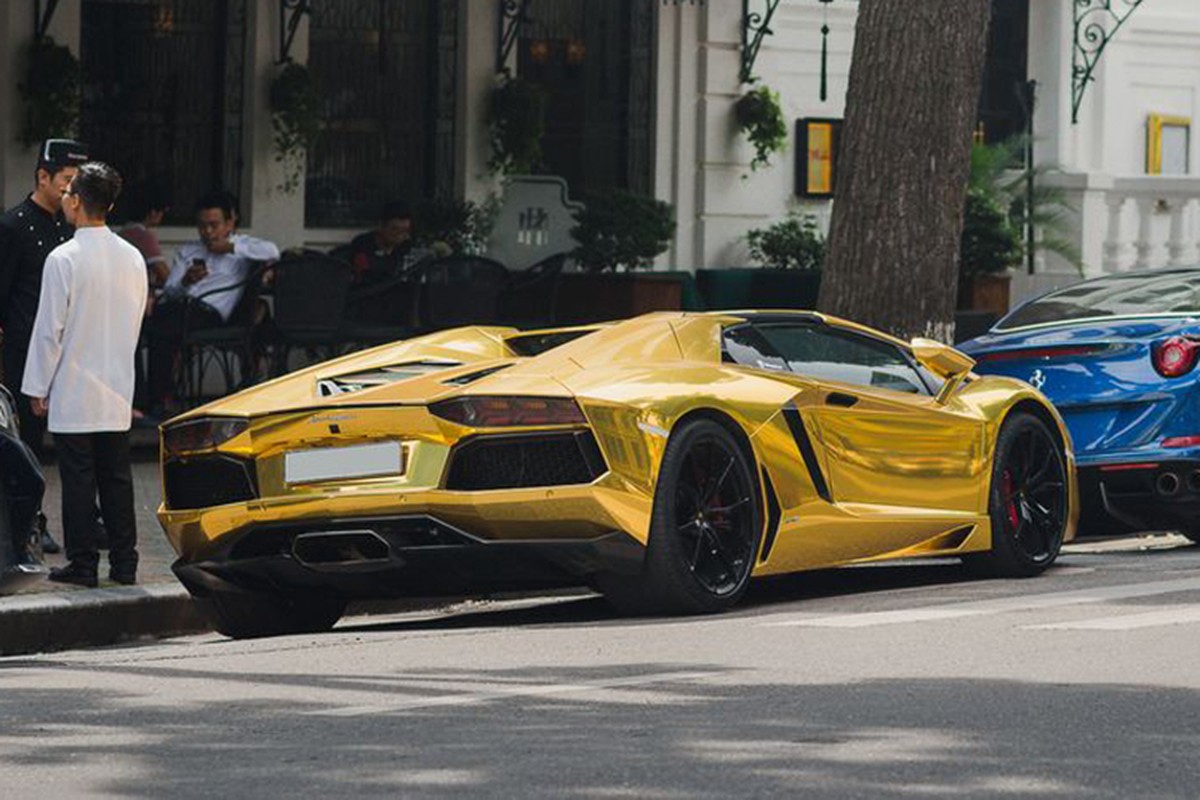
159, 311, 1077, 638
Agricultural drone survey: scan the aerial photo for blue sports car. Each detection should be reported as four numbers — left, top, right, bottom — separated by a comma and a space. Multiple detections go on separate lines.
959, 269, 1200, 541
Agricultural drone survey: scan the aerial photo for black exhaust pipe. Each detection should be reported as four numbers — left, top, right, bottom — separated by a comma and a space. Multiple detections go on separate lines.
1156, 472, 1181, 497
292, 530, 391, 569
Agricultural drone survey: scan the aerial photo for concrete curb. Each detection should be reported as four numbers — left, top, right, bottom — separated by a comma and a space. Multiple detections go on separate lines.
0, 583, 576, 657
0, 584, 210, 657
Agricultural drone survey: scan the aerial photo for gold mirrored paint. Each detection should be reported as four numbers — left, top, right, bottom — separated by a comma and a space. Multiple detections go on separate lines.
158, 312, 1078, 577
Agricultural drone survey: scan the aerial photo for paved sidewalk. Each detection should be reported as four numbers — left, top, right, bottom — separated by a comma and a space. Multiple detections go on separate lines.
0, 435, 459, 655
0, 436, 207, 655
31, 454, 176, 590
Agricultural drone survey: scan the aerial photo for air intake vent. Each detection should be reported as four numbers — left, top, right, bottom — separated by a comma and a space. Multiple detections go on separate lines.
318, 360, 462, 396
164, 456, 258, 510
445, 432, 607, 490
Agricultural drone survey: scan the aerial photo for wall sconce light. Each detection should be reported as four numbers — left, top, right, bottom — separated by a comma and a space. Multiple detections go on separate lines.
529, 39, 551, 64
565, 38, 586, 65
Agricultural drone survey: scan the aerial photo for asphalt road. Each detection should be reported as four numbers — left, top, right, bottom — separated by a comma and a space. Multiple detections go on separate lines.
3, 536, 1200, 799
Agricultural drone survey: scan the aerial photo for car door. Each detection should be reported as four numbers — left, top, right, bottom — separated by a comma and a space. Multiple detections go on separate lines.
753, 321, 987, 516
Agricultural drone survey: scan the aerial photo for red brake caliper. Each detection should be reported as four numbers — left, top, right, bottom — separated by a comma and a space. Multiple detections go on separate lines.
1003, 469, 1019, 529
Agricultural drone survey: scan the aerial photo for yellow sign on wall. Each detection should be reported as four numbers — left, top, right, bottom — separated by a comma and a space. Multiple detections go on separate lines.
796, 118, 841, 198
1147, 114, 1191, 175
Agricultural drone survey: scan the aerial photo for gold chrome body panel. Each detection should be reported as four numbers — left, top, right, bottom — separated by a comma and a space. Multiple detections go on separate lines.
159, 311, 1078, 585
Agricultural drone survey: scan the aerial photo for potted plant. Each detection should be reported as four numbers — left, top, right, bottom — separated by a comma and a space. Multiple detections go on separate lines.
698, 210, 825, 311
415, 197, 498, 256
958, 187, 1022, 315
556, 190, 680, 323
269, 63, 322, 194
958, 137, 1082, 317
735, 84, 788, 172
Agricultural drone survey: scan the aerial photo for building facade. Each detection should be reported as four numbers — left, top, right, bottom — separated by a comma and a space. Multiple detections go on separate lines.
0, 0, 1197, 305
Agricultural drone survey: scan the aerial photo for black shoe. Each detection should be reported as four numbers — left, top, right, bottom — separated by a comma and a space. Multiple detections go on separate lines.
48, 562, 98, 589
109, 568, 137, 586
39, 528, 61, 555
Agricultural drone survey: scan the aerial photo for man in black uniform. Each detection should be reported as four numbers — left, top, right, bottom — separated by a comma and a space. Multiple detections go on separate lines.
0, 139, 89, 555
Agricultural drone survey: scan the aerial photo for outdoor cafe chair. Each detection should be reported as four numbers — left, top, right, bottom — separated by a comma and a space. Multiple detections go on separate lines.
177, 261, 272, 407
266, 251, 355, 376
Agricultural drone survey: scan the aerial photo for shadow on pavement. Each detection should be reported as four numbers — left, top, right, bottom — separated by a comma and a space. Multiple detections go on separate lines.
0, 664, 1196, 798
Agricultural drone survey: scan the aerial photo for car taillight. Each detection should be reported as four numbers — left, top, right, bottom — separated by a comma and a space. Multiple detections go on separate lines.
1151, 337, 1200, 378
429, 396, 587, 427
1162, 436, 1200, 448
161, 417, 248, 456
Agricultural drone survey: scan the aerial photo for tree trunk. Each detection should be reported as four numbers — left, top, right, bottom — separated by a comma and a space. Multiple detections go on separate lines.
817, 0, 991, 342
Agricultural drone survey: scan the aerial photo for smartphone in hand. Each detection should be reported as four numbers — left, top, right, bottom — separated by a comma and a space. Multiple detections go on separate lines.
185, 258, 209, 285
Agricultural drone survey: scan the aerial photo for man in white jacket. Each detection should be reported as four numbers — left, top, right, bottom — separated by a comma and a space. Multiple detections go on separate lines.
22, 162, 147, 588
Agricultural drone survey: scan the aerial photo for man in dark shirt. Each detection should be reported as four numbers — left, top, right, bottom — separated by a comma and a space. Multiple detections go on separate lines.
336, 200, 432, 284
332, 201, 436, 327
0, 139, 89, 555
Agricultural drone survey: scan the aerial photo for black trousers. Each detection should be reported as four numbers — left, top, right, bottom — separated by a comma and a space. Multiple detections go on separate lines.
1, 342, 48, 461
54, 432, 137, 572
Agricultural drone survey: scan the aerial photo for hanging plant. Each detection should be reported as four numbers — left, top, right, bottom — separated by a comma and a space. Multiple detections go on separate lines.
735, 84, 788, 172
18, 37, 82, 147
269, 63, 323, 194
488, 72, 547, 175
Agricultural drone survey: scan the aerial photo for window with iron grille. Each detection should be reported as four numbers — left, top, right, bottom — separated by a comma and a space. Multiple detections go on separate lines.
80, 0, 247, 226
305, 0, 459, 228
518, 0, 654, 196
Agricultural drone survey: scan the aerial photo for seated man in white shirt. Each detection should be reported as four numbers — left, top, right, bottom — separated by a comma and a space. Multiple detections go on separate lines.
147, 191, 279, 413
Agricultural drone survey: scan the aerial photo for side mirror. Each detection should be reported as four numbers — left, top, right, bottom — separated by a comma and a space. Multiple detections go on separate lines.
910, 338, 976, 403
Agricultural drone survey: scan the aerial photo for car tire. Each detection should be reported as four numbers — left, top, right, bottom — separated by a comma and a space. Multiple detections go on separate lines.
598, 418, 761, 615
965, 412, 1068, 578
200, 589, 347, 640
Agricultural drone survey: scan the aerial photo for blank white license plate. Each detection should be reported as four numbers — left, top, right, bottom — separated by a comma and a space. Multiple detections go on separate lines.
284, 441, 404, 484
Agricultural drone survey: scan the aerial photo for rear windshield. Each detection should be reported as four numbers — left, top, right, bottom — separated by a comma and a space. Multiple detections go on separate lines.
505, 329, 596, 357
997, 271, 1200, 330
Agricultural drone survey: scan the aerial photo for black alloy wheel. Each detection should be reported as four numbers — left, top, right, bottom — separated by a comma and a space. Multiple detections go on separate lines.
598, 418, 761, 615
968, 412, 1068, 577
673, 432, 758, 597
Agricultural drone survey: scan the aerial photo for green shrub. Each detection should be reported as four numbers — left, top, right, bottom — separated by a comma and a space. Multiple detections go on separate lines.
963, 137, 1080, 275
960, 187, 1022, 276
570, 190, 676, 272
746, 212, 825, 270
415, 197, 497, 256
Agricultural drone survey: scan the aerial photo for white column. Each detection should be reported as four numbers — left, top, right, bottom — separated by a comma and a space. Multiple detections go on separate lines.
1167, 198, 1191, 267
654, 3, 701, 270
245, 0, 306, 247
1133, 197, 1158, 269
457, 3, 501, 204
1027, 0, 1076, 172
1102, 194, 1131, 272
